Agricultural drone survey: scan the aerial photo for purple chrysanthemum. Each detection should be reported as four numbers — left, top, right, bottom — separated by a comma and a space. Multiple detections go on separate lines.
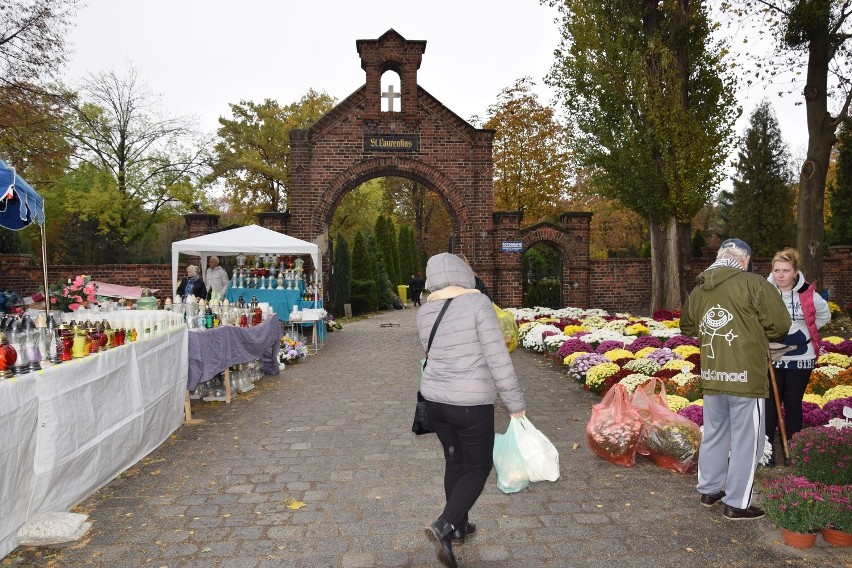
627, 336, 663, 353
677, 404, 704, 427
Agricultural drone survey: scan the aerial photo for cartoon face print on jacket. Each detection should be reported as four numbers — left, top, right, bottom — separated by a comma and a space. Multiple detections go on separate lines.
698, 304, 739, 359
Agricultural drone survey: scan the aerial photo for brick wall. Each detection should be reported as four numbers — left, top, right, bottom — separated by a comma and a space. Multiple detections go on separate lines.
2, 246, 849, 313
0, 255, 177, 303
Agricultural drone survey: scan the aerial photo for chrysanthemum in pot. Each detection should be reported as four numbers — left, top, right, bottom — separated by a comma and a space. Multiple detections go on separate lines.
762, 475, 825, 549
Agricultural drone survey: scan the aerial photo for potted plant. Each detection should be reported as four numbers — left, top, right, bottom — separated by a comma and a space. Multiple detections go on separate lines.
821, 483, 852, 547
762, 475, 825, 548
789, 426, 852, 486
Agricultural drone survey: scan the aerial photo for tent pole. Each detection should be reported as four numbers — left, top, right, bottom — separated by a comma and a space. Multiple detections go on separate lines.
40, 221, 50, 321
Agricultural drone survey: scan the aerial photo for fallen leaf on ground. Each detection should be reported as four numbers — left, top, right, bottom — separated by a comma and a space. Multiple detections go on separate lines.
285, 498, 306, 510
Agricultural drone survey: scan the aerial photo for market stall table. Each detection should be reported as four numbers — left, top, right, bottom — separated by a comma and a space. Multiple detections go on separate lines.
186, 316, 281, 419
224, 286, 321, 323
0, 324, 188, 559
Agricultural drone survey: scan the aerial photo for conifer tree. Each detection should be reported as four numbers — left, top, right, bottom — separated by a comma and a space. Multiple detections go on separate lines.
350, 231, 377, 315
365, 232, 395, 309
398, 225, 419, 281
728, 101, 796, 256
331, 232, 351, 316
375, 215, 401, 285
827, 121, 852, 246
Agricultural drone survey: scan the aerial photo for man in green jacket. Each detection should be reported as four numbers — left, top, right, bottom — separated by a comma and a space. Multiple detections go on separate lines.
680, 238, 791, 520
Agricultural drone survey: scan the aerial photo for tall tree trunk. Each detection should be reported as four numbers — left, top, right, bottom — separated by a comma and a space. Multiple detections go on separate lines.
798, 29, 834, 286
649, 215, 690, 312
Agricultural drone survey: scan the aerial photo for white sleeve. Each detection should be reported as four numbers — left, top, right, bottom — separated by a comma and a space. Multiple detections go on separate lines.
814, 294, 832, 329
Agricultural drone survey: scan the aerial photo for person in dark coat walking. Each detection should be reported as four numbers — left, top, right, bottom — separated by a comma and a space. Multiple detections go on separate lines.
409, 272, 425, 306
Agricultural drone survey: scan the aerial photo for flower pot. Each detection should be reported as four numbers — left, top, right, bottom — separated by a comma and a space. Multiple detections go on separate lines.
822, 528, 852, 547
780, 528, 817, 549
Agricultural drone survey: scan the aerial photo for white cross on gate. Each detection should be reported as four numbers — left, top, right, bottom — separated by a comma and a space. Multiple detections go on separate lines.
382, 84, 400, 112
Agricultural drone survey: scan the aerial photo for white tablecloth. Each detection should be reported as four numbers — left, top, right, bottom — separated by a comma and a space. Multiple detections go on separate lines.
0, 325, 188, 559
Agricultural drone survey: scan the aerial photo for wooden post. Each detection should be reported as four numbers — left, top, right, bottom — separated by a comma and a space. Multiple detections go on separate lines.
184, 390, 192, 421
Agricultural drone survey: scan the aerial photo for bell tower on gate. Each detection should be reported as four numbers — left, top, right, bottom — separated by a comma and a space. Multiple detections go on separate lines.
356, 29, 426, 122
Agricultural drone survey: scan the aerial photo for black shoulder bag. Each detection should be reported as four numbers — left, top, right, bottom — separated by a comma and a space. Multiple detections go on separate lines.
412, 298, 453, 435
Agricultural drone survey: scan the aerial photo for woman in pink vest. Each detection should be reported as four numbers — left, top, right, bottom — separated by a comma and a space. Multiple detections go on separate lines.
765, 248, 831, 466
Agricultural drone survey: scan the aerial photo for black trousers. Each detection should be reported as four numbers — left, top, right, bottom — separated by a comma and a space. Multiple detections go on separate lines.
765, 365, 812, 446
425, 401, 495, 528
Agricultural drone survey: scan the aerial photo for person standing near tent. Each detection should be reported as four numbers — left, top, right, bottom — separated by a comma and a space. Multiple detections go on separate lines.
177, 265, 207, 301
205, 256, 229, 300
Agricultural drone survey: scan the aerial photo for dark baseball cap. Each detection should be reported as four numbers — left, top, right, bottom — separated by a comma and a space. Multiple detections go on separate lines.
720, 238, 753, 272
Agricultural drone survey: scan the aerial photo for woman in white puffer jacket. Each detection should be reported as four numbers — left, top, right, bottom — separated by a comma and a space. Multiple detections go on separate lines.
417, 253, 526, 568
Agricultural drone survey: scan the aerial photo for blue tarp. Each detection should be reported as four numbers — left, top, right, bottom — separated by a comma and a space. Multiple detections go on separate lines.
0, 160, 45, 230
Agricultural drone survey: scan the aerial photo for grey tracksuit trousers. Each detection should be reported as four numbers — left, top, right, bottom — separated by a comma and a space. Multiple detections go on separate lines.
696, 394, 765, 510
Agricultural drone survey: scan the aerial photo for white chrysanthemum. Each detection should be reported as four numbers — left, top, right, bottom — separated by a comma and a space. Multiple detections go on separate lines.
521, 323, 562, 352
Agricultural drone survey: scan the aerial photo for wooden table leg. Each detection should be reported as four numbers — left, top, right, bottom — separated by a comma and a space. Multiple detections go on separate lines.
224, 367, 231, 403
184, 390, 192, 421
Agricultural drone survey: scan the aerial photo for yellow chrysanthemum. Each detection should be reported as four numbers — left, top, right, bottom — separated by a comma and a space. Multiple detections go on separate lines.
563, 351, 588, 366
624, 323, 650, 336
802, 393, 825, 407
817, 352, 851, 368
823, 336, 844, 345
662, 359, 695, 373
666, 395, 691, 412
823, 385, 852, 401
828, 301, 841, 315
603, 348, 634, 361
562, 324, 588, 336
586, 362, 621, 390
635, 346, 659, 359
663, 319, 681, 328
692, 399, 704, 406
673, 345, 700, 358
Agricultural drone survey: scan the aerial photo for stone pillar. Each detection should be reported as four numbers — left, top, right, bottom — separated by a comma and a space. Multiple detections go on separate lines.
559, 212, 593, 308
492, 211, 523, 308
257, 211, 291, 234
183, 213, 219, 238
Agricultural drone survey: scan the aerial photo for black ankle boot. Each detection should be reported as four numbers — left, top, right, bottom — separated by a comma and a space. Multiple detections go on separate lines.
452, 520, 477, 543
425, 519, 457, 568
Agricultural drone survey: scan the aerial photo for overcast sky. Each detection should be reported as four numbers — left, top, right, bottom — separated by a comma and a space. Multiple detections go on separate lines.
64, 0, 810, 181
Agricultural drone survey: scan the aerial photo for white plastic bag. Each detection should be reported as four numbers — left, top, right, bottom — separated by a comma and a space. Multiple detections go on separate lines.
493, 419, 529, 494
515, 417, 560, 482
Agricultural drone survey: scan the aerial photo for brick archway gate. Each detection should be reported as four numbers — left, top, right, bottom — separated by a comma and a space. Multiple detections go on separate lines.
286, 29, 524, 306
520, 213, 592, 308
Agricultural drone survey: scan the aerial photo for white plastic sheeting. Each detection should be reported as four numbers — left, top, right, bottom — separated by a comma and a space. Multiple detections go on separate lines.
0, 324, 188, 559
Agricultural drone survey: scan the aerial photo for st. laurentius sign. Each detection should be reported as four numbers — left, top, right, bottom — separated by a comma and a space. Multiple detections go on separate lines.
364, 134, 419, 152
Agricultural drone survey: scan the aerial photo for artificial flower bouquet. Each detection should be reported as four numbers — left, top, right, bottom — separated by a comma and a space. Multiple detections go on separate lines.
47, 275, 97, 312
586, 384, 644, 467
279, 335, 306, 364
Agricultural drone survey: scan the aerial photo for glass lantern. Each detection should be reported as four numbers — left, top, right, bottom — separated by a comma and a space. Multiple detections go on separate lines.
8, 318, 29, 374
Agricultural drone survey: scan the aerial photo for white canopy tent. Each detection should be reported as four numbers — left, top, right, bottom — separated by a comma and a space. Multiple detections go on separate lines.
170, 224, 321, 296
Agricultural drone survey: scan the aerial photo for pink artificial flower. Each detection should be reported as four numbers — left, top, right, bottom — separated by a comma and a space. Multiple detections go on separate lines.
73, 276, 84, 288
50, 297, 57, 304
69, 303, 80, 311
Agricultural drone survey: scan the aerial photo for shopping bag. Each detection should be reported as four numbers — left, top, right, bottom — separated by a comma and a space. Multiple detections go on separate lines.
493, 304, 519, 352
411, 391, 434, 435
632, 378, 701, 474
586, 383, 644, 467
493, 419, 529, 493
514, 417, 560, 482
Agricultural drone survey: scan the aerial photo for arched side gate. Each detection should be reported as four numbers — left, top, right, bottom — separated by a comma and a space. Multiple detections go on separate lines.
521, 213, 593, 309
